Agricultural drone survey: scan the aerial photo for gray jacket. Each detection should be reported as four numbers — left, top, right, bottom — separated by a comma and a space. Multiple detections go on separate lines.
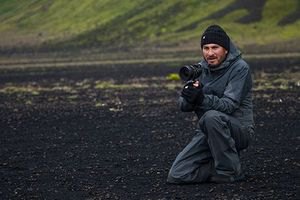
179, 42, 254, 128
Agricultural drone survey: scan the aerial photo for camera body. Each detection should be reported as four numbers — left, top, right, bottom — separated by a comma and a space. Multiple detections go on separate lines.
179, 64, 202, 82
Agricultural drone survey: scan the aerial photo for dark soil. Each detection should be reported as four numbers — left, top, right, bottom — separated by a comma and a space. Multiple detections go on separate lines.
0, 59, 299, 200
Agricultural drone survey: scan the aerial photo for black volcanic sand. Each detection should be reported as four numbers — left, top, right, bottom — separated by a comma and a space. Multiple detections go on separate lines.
0, 58, 299, 200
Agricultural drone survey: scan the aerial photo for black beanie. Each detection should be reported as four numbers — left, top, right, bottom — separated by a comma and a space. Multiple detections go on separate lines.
201, 25, 230, 50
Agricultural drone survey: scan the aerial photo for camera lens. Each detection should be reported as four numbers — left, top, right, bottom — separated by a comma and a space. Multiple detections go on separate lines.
179, 64, 202, 81
179, 66, 193, 81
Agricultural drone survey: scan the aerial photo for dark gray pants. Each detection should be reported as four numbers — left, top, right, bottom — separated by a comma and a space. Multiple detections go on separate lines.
167, 110, 252, 184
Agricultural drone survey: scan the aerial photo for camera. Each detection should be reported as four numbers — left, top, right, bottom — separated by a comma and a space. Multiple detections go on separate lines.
179, 64, 202, 81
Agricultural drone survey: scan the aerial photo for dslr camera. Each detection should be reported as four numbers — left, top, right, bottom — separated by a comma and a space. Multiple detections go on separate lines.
179, 64, 202, 82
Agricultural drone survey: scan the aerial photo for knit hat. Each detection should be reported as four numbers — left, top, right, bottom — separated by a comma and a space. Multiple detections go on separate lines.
201, 25, 230, 50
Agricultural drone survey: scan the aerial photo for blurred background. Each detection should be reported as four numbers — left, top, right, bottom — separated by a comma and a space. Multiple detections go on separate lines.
0, 1, 299, 199
0, 0, 299, 61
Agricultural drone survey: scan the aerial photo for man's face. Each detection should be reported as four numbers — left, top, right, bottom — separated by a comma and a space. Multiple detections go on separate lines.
202, 43, 228, 67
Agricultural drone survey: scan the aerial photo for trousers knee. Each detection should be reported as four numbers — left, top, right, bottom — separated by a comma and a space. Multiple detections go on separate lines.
200, 110, 224, 128
167, 168, 184, 184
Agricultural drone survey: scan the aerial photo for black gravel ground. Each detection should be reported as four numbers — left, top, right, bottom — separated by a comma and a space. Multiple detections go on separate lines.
0, 59, 299, 200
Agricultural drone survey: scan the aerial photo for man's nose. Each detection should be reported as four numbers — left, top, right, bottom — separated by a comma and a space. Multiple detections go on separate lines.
207, 48, 214, 55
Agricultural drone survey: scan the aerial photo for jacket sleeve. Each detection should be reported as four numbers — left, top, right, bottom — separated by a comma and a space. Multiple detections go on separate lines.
200, 64, 252, 114
178, 96, 196, 112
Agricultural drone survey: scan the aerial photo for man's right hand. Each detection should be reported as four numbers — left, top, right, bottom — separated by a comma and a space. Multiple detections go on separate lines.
181, 81, 204, 105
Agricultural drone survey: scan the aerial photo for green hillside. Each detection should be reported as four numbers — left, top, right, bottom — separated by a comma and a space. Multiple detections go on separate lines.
0, 0, 299, 53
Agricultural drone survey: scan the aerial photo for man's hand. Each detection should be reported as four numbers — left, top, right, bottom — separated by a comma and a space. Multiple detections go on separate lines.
181, 81, 204, 105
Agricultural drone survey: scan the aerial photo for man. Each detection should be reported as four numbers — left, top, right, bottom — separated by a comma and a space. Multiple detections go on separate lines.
167, 25, 254, 184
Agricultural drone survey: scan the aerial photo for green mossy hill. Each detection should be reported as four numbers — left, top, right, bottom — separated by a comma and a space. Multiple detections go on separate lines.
0, 0, 299, 52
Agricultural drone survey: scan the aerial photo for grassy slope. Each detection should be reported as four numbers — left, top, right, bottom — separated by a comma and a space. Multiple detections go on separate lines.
0, 0, 299, 52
